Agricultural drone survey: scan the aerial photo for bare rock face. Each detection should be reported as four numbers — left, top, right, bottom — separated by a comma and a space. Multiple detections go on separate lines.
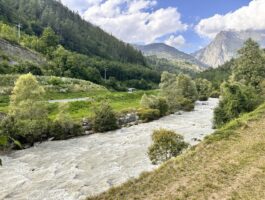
0, 38, 47, 65
192, 30, 265, 68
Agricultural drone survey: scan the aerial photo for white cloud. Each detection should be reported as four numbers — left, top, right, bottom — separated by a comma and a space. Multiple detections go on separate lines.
165, 35, 185, 48
60, 0, 102, 13
65, 0, 188, 44
195, 0, 265, 38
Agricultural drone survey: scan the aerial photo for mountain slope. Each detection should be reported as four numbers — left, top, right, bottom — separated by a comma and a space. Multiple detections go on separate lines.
0, 0, 146, 65
193, 30, 265, 67
88, 102, 265, 200
0, 38, 47, 66
134, 43, 209, 70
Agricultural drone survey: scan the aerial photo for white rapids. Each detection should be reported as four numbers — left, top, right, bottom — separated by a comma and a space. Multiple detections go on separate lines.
0, 98, 218, 200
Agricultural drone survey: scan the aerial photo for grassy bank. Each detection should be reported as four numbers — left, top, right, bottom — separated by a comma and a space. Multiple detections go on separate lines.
49, 90, 157, 120
88, 102, 265, 200
0, 89, 158, 121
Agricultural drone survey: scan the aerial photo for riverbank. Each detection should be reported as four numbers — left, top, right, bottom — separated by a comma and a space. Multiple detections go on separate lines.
0, 98, 218, 200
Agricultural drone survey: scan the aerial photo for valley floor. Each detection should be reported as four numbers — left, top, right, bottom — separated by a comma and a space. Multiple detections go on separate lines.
88, 103, 265, 200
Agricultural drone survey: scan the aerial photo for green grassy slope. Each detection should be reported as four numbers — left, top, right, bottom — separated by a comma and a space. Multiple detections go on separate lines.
88, 102, 265, 200
0, 74, 157, 120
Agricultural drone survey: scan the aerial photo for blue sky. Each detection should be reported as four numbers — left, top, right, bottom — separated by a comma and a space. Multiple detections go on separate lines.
60, 0, 264, 53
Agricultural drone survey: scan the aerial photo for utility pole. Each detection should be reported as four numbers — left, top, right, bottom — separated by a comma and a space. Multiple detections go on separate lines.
104, 68, 108, 81
16, 23, 22, 41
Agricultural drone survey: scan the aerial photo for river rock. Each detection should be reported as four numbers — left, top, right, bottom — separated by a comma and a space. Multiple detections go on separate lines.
82, 118, 92, 130
118, 113, 139, 127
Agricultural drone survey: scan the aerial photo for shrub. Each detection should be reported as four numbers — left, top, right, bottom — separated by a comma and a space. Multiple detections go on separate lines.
198, 96, 208, 101
140, 94, 168, 116
0, 134, 8, 150
180, 98, 195, 111
47, 76, 64, 86
137, 108, 160, 122
156, 97, 169, 116
0, 115, 48, 146
49, 103, 83, 140
49, 121, 82, 140
148, 129, 189, 165
214, 82, 260, 128
93, 102, 118, 132
210, 90, 220, 98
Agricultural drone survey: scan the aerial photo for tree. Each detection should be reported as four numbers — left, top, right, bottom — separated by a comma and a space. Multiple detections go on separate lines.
93, 102, 118, 132
148, 129, 189, 165
159, 72, 198, 112
176, 73, 198, 102
214, 82, 259, 128
40, 27, 59, 48
233, 39, 265, 89
159, 72, 181, 112
195, 78, 212, 101
40, 27, 59, 55
8, 73, 49, 144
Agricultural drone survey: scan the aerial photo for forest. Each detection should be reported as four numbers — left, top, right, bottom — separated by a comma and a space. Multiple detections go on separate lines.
0, 0, 164, 90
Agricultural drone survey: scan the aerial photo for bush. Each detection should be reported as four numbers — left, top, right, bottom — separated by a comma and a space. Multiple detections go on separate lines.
156, 97, 169, 116
148, 129, 189, 165
49, 120, 82, 140
140, 94, 168, 116
210, 90, 220, 98
49, 103, 83, 140
93, 102, 118, 132
47, 76, 64, 86
198, 96, 208, 101
137, 108, 160, 122
0, 115, 49, 146
180, 98, 195, 111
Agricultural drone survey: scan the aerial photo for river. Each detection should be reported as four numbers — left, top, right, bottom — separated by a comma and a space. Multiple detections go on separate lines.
0, 98, 218, 200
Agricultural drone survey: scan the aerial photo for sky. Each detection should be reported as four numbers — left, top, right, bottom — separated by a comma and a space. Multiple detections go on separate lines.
59, 0, 265, 53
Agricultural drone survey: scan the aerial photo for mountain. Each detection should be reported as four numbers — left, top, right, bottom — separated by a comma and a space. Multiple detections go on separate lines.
0, 0, 146, 65
193, 30, 265, 68
134, 43, 209, 71
0, 38, 47, 66
0, 0, 162, 90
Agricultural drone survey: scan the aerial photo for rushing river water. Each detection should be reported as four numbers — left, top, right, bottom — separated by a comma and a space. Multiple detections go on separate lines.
0, 98, 218, 200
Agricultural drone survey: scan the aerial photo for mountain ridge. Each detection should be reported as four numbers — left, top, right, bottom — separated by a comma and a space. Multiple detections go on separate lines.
193, 30, 265, 67
134, 43, 209, 70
